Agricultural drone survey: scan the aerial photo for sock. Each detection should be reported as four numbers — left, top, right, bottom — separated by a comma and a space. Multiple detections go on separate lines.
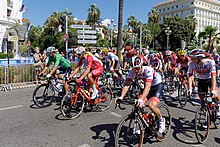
92, 84, 97, 92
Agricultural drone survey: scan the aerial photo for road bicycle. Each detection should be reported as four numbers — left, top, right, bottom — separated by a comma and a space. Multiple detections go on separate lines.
163, 70, 178, 95
194, 92, 220, 143
115, 98, 172, 147
60, 78, 113, 119
32, 75, 76, 108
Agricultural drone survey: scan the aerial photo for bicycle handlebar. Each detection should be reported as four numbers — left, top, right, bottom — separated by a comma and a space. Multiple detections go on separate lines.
115, 98, 137, 110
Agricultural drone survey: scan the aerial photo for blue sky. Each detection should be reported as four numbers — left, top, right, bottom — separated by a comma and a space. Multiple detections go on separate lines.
23, 0, 164, 27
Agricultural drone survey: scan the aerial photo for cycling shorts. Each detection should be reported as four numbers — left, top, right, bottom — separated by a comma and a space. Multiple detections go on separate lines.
57, 66, 72, 81
91, 66, 103, 79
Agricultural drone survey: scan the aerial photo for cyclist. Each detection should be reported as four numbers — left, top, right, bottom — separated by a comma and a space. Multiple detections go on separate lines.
39, 46, 71, 92
213, 49, 220, 78
69, 46, 103, 99
116, 56, 166, 133
148, 53, 163, 75
187, 50, 220, 117
164, 50, 177, 73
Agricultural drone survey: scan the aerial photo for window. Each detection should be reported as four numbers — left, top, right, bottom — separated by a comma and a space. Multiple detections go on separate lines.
7, 9, 12, 17
191, 2, 194, 5
167, 7, 169, 10
176, 5, 178, 8
172, 6, 174, 9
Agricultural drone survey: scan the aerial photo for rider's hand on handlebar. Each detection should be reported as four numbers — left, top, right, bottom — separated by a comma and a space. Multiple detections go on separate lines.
46, 74, 51, 78
115, 97, 123, 104
211, 90, 217, 98
76, 78, 82, 83
135, 99, 145, 108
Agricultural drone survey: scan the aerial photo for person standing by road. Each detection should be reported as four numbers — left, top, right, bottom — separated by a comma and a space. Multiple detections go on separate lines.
33, 47, 42, 84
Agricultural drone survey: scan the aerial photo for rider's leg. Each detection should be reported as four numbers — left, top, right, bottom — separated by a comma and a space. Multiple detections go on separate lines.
88, 73, 98, 99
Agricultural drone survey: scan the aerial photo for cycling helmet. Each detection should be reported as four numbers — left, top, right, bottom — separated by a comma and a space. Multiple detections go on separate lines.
143, 49, 149, 54
178, 50, 187, 56
75, 46, 85, 54
102, 48, 108, 53
166, 50, 172, 56
189, 49, 204, 57
194, 51, 206, 58
131, 56, 143, 68
149, 50, 154, 55
46, 46, 56, 53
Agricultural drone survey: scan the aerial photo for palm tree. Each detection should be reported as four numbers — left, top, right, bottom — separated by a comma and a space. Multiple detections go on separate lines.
86, 4, 101, 29
198, 26, 220, 52
127, 15, 139, 48
44, 11, 62, 35
185, 15, 197, 44
117, 0, 124, 59
148, 9, 160, 49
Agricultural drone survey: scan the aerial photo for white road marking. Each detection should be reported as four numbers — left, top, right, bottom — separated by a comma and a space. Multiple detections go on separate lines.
78, 144, 90, 147
0, 105, 23, 111
110, 112, 122, 117
191, 145, 206, 147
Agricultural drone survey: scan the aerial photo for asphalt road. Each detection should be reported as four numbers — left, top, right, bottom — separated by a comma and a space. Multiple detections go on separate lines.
0, 87, 220, 147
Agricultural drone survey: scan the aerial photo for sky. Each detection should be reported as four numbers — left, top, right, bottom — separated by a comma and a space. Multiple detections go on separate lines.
22, 0, 165, 27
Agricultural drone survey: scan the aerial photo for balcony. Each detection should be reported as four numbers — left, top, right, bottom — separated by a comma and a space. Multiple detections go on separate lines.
7, 0, 13, 8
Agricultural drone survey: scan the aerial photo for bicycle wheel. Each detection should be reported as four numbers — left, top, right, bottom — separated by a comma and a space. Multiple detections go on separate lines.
195, 106, 210, 143
60, 92, 85, 119
155, 103, 172, 141
32, 84, 55, 108
115, 115, 144, 147
96, 85, 113, 111
177, 84, 187, 107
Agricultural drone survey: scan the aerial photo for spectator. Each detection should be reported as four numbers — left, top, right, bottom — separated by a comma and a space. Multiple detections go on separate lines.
33, 47, 42, 84
41, 50, 47, 68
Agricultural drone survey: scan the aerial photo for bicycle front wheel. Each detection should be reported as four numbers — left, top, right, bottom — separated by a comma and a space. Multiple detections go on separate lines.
32, 84, 55, 108
96, 85, 113, 111
195, 106, 210, 144
155, 103, 172, 141
177, 84, 187, 107
60, 92, 85, 119
115, 114, 144, 147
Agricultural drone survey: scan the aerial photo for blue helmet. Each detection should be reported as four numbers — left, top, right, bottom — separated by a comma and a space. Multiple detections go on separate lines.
149, 50, 154, 55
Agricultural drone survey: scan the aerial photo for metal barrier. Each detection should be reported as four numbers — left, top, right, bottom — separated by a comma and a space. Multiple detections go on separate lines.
0, 62, 77, 92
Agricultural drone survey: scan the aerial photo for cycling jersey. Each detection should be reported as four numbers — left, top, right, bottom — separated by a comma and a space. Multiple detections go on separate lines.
176, 56, 190, 69
47, 53, 70, 68
127, 66, 162, 86
188, 59, 216, 79
77, 55, 103, 70
213, 54, 220, 67
149, 57, 162, 70
107, 52, 119, 61
165, 54, 177, 67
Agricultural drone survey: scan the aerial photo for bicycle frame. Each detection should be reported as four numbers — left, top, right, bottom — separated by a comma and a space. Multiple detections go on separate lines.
72, 80, 108, 106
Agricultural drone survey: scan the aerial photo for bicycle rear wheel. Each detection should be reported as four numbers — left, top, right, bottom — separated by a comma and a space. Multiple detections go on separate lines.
32, 84, 55, 108
96, 85, 113, 111
155, 103, 172, 141
60, 92, 85, 119
177, 84, 187, 107
195, 106, 210, 143
115, 115, 144, 147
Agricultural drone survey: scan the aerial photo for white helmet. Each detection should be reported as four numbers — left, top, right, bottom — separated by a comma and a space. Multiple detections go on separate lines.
75, 46, 85, 54
131, 56, 143, 68
46, 46, 56, 53
166, 50, 172, 56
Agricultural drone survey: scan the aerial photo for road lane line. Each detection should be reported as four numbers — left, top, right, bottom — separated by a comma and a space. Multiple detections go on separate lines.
78, 144, 90, 147
0, 105, 23, 111
110, 112, 122, 118
192, 145, 206, 147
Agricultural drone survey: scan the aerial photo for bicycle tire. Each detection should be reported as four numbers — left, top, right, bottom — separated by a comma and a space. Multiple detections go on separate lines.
60, 92, 85, 119
96, 85, 113, 111
115, 114, 144, 147
195, 106, 210, 143
32, 84, 55, 108
177, 84, 187, 107
155, 103, 172, 141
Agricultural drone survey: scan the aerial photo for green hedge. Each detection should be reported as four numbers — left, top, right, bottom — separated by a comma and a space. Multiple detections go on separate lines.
0, 53, 14, 59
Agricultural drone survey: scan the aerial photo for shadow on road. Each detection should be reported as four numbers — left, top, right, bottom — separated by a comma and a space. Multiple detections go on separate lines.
214, 137, 220, 144
90, 123, 117, 147
172, 116, 198, 145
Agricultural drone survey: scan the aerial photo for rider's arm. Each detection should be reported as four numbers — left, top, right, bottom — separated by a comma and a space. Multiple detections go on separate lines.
49, 66, 59, 75
211, 60, 217, 92
188, 62, 194, 90
78, 55, 92, 80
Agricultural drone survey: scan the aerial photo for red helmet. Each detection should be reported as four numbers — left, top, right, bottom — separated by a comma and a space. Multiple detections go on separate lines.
130, 49, 136, 55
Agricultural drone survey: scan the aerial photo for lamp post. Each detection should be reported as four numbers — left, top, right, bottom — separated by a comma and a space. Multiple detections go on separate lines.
165, 27, 172, 50
110, 19, 114, 48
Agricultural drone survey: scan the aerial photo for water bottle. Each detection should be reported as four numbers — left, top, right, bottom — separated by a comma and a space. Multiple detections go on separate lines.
148, 112, 155, 125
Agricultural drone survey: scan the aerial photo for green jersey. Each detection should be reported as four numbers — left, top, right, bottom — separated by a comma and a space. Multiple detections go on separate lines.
47, 54, 70, 68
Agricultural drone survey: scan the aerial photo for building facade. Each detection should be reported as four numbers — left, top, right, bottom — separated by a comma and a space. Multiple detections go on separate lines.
154, 0, 220, 35
0, 0, 25, 56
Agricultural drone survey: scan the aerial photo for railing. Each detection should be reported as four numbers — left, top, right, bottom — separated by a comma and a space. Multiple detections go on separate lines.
0, 62, 77, 92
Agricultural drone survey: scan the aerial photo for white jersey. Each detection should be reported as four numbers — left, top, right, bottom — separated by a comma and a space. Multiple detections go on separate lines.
187, 59, 216, 79
107, 52, 119, 61
127, 66, 162, 86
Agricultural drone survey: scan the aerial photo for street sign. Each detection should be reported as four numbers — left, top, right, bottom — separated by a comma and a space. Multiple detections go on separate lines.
77, 35, 97, 39
71, 25, 91, 29
77, 40, 97, 44
8, 36, 18, 41
77, 30, 96, 34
